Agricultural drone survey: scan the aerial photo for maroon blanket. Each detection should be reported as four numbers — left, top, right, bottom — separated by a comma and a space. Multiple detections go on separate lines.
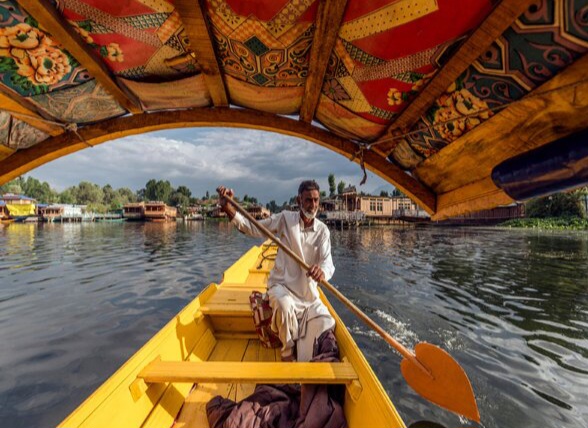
206, 330, 347, 428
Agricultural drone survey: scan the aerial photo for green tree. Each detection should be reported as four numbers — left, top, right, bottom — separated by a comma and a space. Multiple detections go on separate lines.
144, 179, 173, 203
102, 184, 115, 205
59, 188, 76, 204
74, 181, 104, 205
391, 188, 405, 197
337, 180, 346, 195
1, 178, 23, 195
176, 185, 192, 199
267, 200, 278, 213
117, 187, 137, 204
526, 190, 585, 218
328, 173, 336, 197
380, 190, 389, 197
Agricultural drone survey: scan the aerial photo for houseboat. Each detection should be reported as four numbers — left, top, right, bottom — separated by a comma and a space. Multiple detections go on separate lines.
0, 194, 37, 222
246, 204, 270, 219
0, 201, 11, 223
144, 201, 177, 222
39, 205, 64, 222
122, 202, 145, 221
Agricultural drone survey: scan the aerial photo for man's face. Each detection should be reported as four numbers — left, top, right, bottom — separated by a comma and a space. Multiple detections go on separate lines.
298, 189, 320, 219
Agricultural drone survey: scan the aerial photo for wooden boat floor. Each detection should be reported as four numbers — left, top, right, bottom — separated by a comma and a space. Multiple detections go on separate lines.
172, 337, 280, 428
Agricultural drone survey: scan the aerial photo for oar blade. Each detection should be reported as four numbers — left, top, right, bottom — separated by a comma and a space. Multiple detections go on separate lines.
401, 343, 480, 423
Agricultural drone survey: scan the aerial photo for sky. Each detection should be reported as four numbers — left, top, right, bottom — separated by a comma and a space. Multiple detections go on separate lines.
27, 127, 396, 204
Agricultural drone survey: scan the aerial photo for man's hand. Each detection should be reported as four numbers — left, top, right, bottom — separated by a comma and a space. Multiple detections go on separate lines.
216, 186, 234, 206
216, 186, 236, 219
307, 264, 325, 283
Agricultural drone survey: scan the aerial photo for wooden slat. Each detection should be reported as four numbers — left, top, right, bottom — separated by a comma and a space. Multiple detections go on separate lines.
0, 107, 436, 213
171, 339, 249, 428
175, 0, 229, 107
19, 0, 141, 114
299, 0, 348, 123
139, 361, 358, 384
376, 0, 535, 153
0, 90, 63, 136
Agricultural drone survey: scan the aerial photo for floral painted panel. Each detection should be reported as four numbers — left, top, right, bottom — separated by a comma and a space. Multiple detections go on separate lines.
0, 0, 91, 97
56, 0, 200, 81
389, 0, 588, 169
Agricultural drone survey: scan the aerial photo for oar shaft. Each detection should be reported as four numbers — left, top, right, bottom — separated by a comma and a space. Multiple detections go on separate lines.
225, 196, 424, 368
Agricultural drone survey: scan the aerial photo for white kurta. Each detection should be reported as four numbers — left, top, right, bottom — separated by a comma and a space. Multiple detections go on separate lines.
231, 210, 336, 361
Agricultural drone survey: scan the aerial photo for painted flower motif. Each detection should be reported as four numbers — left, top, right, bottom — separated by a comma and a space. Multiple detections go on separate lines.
433, 87, 492, 142
322, 78, 350, 101
106, 43, 124, 62
0, 23, 71, 86
387, 87, 404, 106
68, 20, 94, 45
0, 23, 42, 51
24, 45, 71, 85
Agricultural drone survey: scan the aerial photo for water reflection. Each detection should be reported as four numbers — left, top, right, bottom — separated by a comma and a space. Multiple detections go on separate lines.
0, 224, 587, 428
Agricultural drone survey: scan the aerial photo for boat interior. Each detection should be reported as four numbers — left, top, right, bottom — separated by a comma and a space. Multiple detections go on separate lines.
59, 243, 405, 428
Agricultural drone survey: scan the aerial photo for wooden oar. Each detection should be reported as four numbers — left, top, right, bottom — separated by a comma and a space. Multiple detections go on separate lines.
224, 194, 481, 423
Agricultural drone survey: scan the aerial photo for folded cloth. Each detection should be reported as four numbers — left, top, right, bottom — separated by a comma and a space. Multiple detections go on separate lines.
206, 329, 347, 428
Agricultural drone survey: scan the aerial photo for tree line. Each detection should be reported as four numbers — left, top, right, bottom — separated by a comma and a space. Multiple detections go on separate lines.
0, 176, 262, 215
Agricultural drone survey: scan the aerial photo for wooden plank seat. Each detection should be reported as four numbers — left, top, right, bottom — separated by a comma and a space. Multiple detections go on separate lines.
139, 361, 358, 384
199, 288, 258, 316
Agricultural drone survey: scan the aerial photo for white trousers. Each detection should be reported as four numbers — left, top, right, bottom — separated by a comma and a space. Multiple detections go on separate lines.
268, 284, 335, 362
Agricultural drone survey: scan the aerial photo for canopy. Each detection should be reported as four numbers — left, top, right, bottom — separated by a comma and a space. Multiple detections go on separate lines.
0, 0, 587, 219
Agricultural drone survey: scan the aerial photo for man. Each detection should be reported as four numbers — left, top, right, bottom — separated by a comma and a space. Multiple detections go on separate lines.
217, 180, 335, 362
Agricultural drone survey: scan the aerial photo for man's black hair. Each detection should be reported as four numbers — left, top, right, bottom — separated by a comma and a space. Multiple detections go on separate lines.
298, 180, 320, 195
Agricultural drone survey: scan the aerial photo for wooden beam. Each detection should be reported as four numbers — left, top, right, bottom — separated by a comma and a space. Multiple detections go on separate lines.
419, 53, 588, 218
0, 107, 436, 213
19, 0, 142, 114
175, 0, 229, 107
0, 90, 63, 136
299, 0, 347, 123
432, 177, 514, 221
138, 361, 358, 384
0, 144, 15, 161
376, 0, 535, 154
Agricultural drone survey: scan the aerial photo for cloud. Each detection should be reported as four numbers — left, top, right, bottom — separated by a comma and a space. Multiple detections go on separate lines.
28, 128, 393, 203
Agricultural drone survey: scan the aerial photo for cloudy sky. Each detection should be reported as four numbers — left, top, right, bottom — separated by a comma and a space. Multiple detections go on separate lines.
28, 127, 396, 204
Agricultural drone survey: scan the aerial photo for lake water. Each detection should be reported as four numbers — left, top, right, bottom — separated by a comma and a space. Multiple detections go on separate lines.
0, 221, 587, 428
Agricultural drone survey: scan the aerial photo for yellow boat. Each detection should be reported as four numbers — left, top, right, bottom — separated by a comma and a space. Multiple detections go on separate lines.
59, 242, 405, 428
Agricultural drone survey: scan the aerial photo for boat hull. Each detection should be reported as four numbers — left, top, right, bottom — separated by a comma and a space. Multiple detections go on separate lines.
59, 243, 405, 428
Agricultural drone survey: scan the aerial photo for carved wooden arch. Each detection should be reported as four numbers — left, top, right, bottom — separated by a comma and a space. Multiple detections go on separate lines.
0, 107, 436, 213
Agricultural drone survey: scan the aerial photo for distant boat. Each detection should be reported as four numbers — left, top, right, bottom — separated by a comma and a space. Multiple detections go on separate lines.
1, 194, 36, 222
144, 201, 177, 222
39, 205, 64, 222
123, 202, 145, 221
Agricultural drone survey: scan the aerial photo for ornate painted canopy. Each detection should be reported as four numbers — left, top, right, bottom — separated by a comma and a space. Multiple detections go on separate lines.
0, 0, 586, 219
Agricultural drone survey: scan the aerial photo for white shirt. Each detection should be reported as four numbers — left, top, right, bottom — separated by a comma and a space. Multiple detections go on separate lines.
231, 210, 335, 302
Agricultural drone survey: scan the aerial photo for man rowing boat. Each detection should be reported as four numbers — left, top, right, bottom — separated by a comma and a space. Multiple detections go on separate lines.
217, 180, 336, 362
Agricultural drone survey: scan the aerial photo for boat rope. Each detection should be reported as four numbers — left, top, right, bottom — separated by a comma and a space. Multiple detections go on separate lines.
257, 243, 277, 270
349, 145, 368, 185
